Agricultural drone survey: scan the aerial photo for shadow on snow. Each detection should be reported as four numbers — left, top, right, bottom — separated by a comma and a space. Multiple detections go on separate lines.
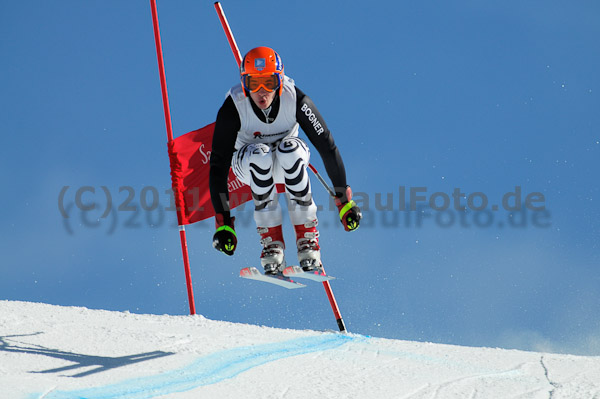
0, 332, 173, 378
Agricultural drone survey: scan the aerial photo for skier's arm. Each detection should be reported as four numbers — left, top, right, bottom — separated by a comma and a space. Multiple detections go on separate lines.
295, 86, 348, 198
296, 87, 361, 231
209, 95, 240, 222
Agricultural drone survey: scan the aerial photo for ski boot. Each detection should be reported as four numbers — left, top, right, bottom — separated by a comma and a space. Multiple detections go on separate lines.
258, 225, 286, 275
294, 220, 322, 272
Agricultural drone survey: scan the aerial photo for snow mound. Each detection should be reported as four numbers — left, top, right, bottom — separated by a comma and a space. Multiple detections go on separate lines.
1, 300, 598, 399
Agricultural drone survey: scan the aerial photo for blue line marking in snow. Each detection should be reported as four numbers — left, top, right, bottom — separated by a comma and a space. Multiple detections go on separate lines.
30, 333, 361, 399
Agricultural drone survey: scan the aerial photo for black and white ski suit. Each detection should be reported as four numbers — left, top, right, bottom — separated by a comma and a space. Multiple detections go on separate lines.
209, 75, 347, 228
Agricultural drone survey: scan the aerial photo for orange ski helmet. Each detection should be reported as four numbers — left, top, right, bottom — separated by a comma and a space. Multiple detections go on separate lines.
240, 46, 284, 96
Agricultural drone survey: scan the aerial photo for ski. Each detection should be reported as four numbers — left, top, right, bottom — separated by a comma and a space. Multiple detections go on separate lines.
239, 267, 306, 289
282, 266, 335, 282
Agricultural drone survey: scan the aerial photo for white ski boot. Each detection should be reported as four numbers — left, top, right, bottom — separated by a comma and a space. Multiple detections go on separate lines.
258, 225, 286, 275
294, 220, 321, 272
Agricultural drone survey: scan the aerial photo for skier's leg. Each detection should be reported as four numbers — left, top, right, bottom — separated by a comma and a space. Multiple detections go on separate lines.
276, 137, 317, 223
232, 143, 285, 274
232, 143, 282, 226
276, 137, 321, 271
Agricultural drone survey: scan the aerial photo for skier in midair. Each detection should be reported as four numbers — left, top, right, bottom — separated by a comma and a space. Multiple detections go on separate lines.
210, 46, 361, 275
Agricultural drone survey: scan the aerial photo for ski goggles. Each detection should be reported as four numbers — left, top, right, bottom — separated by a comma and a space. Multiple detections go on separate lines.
242, 73, 280, 93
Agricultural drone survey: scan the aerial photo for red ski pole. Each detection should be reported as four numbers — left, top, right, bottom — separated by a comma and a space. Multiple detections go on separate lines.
150, 0, 196, 315
214, 1, 346, 332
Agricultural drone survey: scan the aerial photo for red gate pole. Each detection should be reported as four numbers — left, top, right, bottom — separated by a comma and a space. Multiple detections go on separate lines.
150, 0, 196, 315
214, 2, 242, 67
214, 2, 346, 332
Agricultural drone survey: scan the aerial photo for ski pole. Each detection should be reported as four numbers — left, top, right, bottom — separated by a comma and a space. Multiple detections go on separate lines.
308, 164, 337, 198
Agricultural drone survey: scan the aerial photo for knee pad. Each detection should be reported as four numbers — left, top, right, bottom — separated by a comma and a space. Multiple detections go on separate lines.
240, 143, 275, 210
233, 143, 274, 184
277, 138, 312, 206
276, 137, 310, 169
246, 143, 274, 170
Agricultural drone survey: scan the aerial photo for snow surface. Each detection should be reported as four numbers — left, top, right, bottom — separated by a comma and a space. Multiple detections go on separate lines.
1, 301, 599, 399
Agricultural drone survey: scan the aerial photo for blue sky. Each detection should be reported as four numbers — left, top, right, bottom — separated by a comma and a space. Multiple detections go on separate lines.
1, 1, 599, 355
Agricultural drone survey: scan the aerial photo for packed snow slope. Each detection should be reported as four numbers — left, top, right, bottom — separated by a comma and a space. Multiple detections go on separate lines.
1, 301, 599, 399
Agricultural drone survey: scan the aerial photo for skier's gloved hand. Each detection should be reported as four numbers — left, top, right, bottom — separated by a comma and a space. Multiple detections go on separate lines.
335, 186, 362, 232
213, 213, 237, 256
